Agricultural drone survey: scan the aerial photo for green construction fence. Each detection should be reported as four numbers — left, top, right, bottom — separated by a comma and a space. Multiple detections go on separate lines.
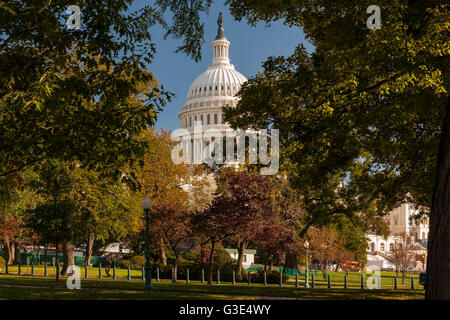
0, 252, 106, 267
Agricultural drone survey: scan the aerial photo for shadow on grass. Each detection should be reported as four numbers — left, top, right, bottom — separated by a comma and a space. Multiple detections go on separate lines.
0, 275, 424, 300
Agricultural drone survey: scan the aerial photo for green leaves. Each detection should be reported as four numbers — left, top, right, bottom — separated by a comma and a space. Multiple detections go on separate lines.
0, 1, 213, 178
225, 1, 448, 237
156, 0, 213, 62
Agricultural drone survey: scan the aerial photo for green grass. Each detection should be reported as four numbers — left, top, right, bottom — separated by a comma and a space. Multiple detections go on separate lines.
0, 274, 424, 300
0, 284, 254, 300
285, 270, 420, 289
2, 265, 421, 289
3, 265, 145, 280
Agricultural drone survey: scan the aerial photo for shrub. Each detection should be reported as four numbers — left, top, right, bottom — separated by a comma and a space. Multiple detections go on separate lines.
250, 269, 286, 285
195, 246, 235, 270
121, 255, 146, 270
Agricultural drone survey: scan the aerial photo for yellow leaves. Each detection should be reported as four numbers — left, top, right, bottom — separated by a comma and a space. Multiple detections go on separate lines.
318, 101, 334, 115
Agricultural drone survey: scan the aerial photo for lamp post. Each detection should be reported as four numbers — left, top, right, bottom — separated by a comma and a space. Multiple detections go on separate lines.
142, 194, 153, 292
304, 240, 310, 288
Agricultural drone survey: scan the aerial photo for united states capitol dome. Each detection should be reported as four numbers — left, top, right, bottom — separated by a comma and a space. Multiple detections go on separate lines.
178, 14, 247, 130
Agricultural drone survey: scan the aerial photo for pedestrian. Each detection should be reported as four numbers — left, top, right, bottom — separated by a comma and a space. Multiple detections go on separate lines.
105, 258, 111, 277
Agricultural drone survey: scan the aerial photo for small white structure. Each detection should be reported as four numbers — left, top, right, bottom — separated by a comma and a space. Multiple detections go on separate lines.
102, 243, 132, 255
225, 248, 256, 269
366, 252, 396, 271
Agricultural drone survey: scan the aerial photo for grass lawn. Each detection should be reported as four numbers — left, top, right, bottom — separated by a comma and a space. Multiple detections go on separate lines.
0, 274, 424, 300
2, 265, 421, 289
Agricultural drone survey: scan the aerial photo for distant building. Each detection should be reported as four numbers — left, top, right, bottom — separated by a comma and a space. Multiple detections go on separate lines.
366, 203, 429, 271
225, 249, 256, 269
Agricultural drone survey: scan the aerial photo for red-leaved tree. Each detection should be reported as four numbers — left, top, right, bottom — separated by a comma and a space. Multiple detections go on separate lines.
190, 168, 272, 285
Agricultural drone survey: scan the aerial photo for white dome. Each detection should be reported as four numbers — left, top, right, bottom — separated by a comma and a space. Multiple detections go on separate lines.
178, 19, 247, 131
186, 64, 247, 102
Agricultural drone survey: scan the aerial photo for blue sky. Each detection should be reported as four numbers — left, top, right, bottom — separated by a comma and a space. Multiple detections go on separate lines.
140, 1, 313, 131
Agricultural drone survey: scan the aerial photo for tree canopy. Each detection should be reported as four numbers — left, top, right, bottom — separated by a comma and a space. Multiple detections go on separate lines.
224, 0, 449, 299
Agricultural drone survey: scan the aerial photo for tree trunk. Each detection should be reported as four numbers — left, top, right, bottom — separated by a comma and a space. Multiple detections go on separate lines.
321, 260, 328, 278
13, 242, 21, 264
160, 237, 167, 267
283, 252, 298, 275
208, 240, 216, 285
55, 244, 59, 281
44, 245, 47, 265
61, 242, 75, 276
263, 254, 268, 272
83, 233, 94, 267
173, 255, 179, 283
3, 234, 15, 265
235, 239, 247, 280
200, 241, 205, 269
426, 97, 450, 300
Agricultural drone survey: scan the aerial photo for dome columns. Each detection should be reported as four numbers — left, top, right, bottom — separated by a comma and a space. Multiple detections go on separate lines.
212, 39, 230, 65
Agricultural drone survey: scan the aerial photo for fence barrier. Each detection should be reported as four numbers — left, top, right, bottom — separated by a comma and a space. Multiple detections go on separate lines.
0, 264, 421, 290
